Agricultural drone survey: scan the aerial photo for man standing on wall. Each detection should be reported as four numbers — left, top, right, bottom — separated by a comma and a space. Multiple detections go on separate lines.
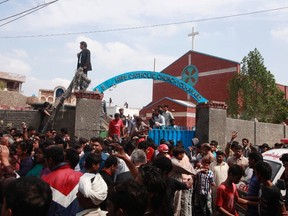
77, 41, 92, 90
77, 41, 92, 76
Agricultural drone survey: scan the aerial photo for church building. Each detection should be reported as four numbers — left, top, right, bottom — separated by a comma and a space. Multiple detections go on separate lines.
139, 50, 240, 127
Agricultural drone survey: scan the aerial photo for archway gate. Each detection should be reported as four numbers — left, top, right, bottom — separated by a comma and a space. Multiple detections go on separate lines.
93, 70, 208, 103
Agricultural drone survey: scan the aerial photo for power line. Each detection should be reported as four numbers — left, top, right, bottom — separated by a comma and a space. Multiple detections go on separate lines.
0, 0, 58, 28
0, 3, 49, 22
0, 5, 288, 39
0, 0, 9, 5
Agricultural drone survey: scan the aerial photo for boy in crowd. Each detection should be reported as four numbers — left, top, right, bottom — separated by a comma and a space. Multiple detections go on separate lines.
194, 158, 215, 216
254, 161, 287, 216
216, 165, 257, 216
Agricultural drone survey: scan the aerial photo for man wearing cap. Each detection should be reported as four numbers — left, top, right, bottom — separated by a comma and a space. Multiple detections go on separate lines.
157, 144, 171, 159
76, 173, 108, 216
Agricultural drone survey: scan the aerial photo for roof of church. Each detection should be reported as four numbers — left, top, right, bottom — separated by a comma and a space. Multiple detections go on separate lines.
144, 97, 196, 109
161, 50, 239, 72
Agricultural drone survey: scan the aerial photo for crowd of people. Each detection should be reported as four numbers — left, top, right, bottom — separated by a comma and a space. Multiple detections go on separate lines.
107, 105, 176, 142
0, 108, 288, 216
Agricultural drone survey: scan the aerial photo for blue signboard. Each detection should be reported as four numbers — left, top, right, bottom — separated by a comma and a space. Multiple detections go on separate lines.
93, 70, 208, 103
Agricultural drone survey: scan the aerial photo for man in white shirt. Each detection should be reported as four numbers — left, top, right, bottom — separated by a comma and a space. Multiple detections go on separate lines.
154, 109, 165, 128
210, 150, 229, 214
162, 105, 174, 126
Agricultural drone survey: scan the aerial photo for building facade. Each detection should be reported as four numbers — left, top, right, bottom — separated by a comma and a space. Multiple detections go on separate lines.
0, 71, 25, 92
140, 51, 288, 128
140, 51, 239, 128
38, 86, 76, 105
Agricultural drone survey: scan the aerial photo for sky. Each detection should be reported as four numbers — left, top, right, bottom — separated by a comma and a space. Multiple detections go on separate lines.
0, 0, 287, 108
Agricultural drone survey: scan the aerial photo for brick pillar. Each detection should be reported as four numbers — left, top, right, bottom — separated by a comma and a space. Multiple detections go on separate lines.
74, 91, 103, 139
195, 101, 227, 148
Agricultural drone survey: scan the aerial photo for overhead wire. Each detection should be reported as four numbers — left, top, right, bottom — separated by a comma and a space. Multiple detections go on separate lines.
0, 0, 9, 5
0, 0, 58, 28
0, 3, 49, 22
0, 5, 288, 39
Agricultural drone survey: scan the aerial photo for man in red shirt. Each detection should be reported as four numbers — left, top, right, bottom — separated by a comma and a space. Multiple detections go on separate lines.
216, 164, 256, 216
108, 113, 124, 140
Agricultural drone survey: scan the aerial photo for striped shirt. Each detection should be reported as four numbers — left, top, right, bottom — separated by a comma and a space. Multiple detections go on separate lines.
195, 170, 215, 195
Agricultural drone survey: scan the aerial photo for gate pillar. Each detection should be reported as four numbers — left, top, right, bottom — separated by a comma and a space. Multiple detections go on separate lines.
74, 91, 103, 139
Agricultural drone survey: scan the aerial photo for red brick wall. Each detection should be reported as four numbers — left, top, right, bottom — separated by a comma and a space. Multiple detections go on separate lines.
277, 84, 288, 100
141, 51, 242, 128
139, 98, 196, 127
152, 51, 240, 104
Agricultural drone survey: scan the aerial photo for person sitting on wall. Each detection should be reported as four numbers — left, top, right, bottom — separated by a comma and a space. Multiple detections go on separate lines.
153, 109, 165, 128
38, 102, 51, 133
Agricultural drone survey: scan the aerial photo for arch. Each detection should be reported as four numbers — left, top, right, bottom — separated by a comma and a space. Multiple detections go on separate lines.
93, 71, 208, 103
47, 96, 53, 103
40, 96, 46, 102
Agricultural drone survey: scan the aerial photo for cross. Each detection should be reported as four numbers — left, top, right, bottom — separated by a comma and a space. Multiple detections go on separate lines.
188, 27, 199, 51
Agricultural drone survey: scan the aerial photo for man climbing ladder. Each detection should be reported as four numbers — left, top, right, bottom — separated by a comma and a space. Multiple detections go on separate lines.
41, 67, 91, 133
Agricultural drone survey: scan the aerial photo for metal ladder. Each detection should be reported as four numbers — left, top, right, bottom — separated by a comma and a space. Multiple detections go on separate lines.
41, 68, 90, 133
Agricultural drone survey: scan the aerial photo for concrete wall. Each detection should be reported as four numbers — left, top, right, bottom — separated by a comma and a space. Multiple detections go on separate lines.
0, 106, 76, 135
226, 118, 287, 146
0, 110, 40, 129
226, 118, 255, 145
52, 106, 76, 135
197, 102, 287, 149
255, 122, 285, 145
196, 102, 227, 146
74, 91, 103, 139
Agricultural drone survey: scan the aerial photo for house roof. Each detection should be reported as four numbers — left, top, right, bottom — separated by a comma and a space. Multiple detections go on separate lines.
0, 71, 26, 83
144, 97, 196, 109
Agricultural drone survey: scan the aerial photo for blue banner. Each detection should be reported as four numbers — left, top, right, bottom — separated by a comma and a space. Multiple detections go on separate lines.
93, 71, 208, 103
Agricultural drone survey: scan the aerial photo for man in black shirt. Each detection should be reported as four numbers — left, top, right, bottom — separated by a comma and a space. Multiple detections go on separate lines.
99, 155, 118, 210
254, 161, 287, 216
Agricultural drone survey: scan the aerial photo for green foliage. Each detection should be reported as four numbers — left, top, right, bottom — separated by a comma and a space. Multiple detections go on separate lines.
0, 81, 6, 90
228, 48, 288, 123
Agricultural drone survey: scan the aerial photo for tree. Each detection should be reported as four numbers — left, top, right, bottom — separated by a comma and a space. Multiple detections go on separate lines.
228, 48, 288, 123
0, 81, 6, 90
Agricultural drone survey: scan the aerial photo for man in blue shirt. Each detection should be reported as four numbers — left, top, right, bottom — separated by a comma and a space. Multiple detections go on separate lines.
246, 152, 263, 216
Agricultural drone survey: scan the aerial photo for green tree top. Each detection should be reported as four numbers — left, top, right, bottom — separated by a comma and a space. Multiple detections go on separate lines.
0, 81, 6, 90
228, 48, 288, 123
